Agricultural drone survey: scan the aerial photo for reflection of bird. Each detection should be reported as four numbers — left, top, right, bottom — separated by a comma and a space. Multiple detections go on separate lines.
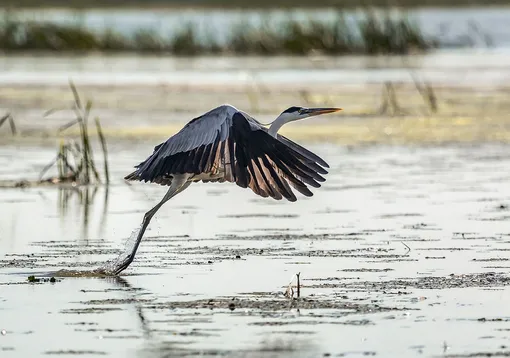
113, 104, 342, 275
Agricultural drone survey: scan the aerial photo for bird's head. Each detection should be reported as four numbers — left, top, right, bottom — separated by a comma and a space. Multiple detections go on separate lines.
276, 106, 343, 123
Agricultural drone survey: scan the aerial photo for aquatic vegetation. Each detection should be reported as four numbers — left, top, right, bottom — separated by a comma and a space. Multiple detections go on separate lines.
411, 74, 438, 114
0, 9, 439, 55
132, 28, 166, 52
0, 17, 100, 51
284, 272, 302, 299
100, 28, 131, 51
0, 113, 16, 135
40, 81, 110, 185
359, 10, 436, 54
170, 24, 207, 55
377, 78, 438, 116
4, 0, 510, 9
377, 82, 408, 116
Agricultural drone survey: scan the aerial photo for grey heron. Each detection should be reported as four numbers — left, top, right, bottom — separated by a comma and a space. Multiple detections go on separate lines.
111, 104, 342, 275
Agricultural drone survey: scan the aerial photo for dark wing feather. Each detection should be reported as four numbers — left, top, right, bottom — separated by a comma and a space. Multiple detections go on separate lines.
125, 105, 329, 202
229, 112, 325, 202
255, 133, 324, 187
276, 134, 330, 169
125, 105, 235, 182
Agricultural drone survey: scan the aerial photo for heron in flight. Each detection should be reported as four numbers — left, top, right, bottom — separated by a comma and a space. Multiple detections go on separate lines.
111, 104, 342, 275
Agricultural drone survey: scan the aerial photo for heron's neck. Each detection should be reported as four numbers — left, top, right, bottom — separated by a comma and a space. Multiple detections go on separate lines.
268, 115, 293, 138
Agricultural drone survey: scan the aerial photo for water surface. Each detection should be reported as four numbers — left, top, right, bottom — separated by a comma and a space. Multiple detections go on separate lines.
0, 49, 509, 87
1, 142, 510, 357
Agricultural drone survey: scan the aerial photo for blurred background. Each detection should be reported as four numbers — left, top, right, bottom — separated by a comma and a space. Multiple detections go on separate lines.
0, 0, 509, 147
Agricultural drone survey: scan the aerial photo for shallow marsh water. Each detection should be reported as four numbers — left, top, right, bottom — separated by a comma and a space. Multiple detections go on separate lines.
1, 46, 510, 356
2, 142, 510, 357
1, 50, 509, 88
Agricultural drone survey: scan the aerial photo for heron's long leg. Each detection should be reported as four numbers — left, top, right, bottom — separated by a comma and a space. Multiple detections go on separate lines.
112, 175, 191, 275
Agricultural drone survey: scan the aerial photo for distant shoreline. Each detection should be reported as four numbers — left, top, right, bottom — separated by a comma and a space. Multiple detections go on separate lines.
0, 10, 439, 56
1, 0, 510, 10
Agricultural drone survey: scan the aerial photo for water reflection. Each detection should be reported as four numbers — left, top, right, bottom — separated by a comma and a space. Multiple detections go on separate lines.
57, 184, 109, 241
100, 276, 321, 357
142, 335, 320, 358
105, 275, 151, 339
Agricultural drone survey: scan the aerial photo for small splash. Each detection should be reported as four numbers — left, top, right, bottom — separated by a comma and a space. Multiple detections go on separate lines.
95, 226, 141, 274
45, 226, 141, 278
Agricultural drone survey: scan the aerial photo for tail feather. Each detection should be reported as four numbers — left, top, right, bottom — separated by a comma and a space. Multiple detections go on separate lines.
124, 170, 139, 181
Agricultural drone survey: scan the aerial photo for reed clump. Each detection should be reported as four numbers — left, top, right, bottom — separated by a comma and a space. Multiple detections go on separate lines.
359, 10, 435, 54
40, 81, 110, 185
0, 10, 438, 55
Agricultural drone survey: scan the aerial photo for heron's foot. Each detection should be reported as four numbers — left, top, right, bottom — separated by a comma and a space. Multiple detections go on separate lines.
91, 264, 118, 276
90, 267, 115, 276
94, 253, 134, 276
112, 253, 135, 275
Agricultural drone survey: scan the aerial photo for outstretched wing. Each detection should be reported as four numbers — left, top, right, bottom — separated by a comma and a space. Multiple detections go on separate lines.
125, 105, 329, 202
125, 105, 235, 184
